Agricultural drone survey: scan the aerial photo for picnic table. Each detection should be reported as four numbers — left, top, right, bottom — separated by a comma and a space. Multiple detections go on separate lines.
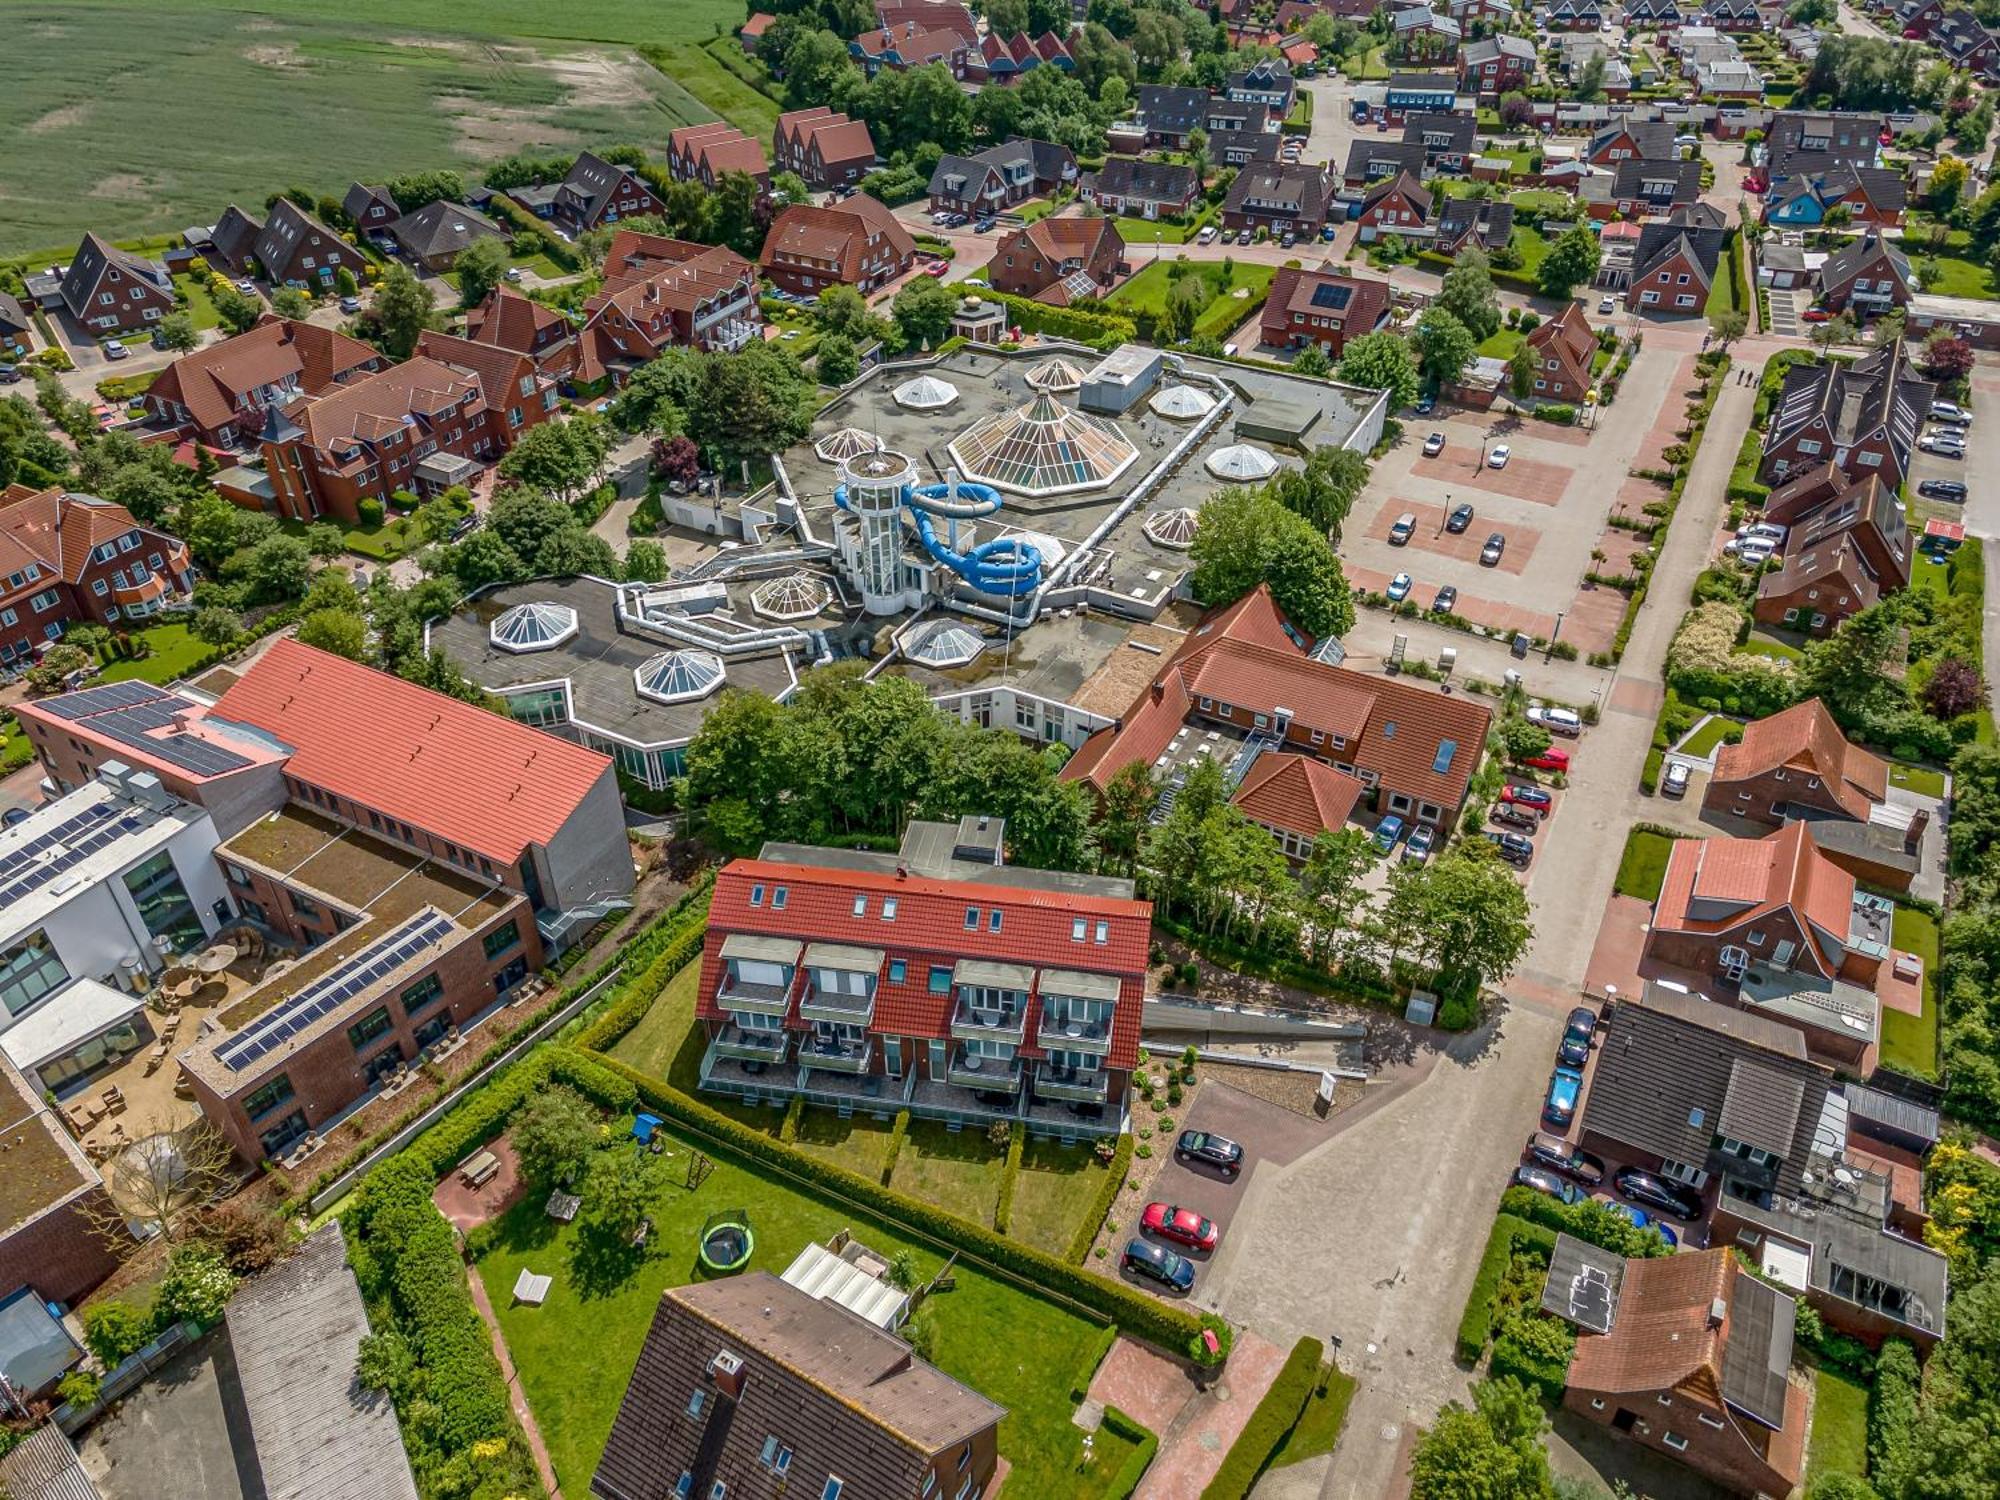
458, 1149, 501, 1188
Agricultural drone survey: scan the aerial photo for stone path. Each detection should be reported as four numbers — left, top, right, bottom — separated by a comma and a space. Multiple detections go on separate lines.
465, 1263, 565, 1500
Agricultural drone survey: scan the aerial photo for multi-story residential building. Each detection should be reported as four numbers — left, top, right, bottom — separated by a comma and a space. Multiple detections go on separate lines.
1064, 586, 1493, 833
1078, 158, 1201, 219
694, 816, 1148, 1139
874, 0, 979, 45
1762, 110, 1884, 192
1353, 171, 1434, 241
1931, 6, 2000, 77
57, 233, 175, 336
1130, 85, 1211, 148
1342, 139, 1427, 190
666, 123, 771, 192
0, 486, 195, 664
1381, 72, 1466, 120
1458, 33, 1535, 95
144, 317, 385, 449
510, 151, 664, 235
0, 1051, 127, 1307
1758, 342, 1931, 488
772, 107, 879, 189
759, 197, 915, 297
852, 21, 971, 75
1625, 220, 1726, 314
986, 218, 1123, 305
1818, 232, 1914, 316
1763, 163, 1907, 227
927, 138, 1077, 216
1609, 158, 1704, 216
965, 27, 1075, 83
1545, 0, 1606, 26
464, 286, 582, 384
207, 199, 366, 292
1401, 112, 1478, 171
1260, 265, 1393, 355
1523, 301, 1597, 403
595, 1272, 1006, 1500
1389, 6, 1461, 64
1751, 475, 1910, 639
1227, 57, 1297, 110
1222, 164, 1335, 237
575, 230, 762, 385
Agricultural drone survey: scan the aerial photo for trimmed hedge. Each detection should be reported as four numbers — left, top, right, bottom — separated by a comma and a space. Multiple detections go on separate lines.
1070, 1321, 1122, 1401
1102, 1405, 1161, 1499
1497, 1185, 1676, 1258
1868, 1337, 1920, 1488
1067, 1133, 1134, 1263
951, 286, 1137, 348
1456, 1213, 1555, 1364
1198, 1337, 1325, 1500
880, 1108, 911, 1186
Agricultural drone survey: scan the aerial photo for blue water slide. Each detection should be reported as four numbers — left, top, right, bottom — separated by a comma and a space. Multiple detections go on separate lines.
833, 478, 1043, 597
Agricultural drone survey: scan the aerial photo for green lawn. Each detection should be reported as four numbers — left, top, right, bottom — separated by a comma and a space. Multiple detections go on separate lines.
1507, 226, 1551, 275
1, 717, 32, 774
890, 1122, 1008, 1225
172, 272, 222, 331
1740, 633, 1804, 663
1508, 189, 1574, 216
1107, 257, 1275, 341
474, 1115, 1145, 1499
1270, 1366, 1359, 1469
1888, 762, 1947, 797
1477, 328, 1524, 359
3, 0, 737, 252
637, 39, 782, 139
1806, 1366, 1869, 1485
1678, 714, 1743, 759
1914, 254, 1996, 300
1884, 906, 1941, 1078
1613, 828, 1677, 902
96, 622, 213, 686
1010, 1140, 1115, 1260
279, 515, 421, 562
1111, 209, 1210, 248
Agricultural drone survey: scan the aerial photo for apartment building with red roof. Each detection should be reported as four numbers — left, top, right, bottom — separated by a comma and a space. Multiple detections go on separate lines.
772, 107, 879, 189
143, 316, 385, 449
1063, 585, 1492, 837
0, 487, 194, 665
1231, 753, 1366, 859
1259, 265, 1392, 356
696, 816, 1148, 1139
759, 197, 916, 297
1524, 301, 1598, 404
852, 21, 972, 75
576, 230, 762, 386
56, 233, 175, 336
666, 122, 771, 192
463, 286, 581, 384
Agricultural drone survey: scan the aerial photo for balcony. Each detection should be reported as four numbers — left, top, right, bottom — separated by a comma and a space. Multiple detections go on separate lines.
698, 1042, 799, 1104
798, 983, 875, 1026
951, 995, 1027, 1044
711, 1023, 790, 1063
715, 974, 793, 1017
798, 1031, 871, 1073
1040, 1010, 1113, 1053
947, 1046, 1022, 1092
1035, 1065, 1108, 1104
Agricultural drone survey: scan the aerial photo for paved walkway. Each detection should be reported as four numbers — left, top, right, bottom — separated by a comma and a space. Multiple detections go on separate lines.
1085, 1330, 1286, 1500
466, 1262, 565, 1500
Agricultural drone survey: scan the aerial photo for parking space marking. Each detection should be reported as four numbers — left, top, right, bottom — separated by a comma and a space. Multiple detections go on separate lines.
1412, 447, 1574, 504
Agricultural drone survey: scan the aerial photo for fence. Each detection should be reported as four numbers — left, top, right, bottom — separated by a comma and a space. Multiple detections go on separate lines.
305, 967, 623, 1216
52, 1319, 202, 1435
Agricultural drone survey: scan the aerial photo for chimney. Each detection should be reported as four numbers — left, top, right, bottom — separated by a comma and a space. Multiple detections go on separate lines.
707, 1349, 746, 1398
1707, 1297, 1727, 1329
1904, 807, 1929, 854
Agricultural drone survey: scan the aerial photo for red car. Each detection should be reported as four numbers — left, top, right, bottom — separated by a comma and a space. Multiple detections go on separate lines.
1141, 1202, 1219, 1252
1502, 784, 1554, 811
1525, 746, 1571, 772
1803, 308, 1830, 323
923, 260, 949, 277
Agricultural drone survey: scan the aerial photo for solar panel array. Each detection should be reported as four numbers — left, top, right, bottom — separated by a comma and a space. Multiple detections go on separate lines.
40, 680, 251, 777
218, 909, 457, 1073
1309, 282, 1353, 311
1567, 1265, 1616, 1334
0, 798, 143, 909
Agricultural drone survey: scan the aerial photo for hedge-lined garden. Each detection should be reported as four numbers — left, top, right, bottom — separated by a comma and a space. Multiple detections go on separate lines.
1200, 1337, 1330, 1499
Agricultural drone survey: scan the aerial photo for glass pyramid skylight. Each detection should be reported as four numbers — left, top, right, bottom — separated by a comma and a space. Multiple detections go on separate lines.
488, 601, 579, 654
749, 572, 833, 621
946, 392, 1139, 497
634, 649, 725, 705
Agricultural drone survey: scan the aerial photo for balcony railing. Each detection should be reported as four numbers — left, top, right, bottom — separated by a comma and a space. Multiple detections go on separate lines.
711, 1024, 790, 1062
798, 984, 875, 1026
1039, 1011, 1112, 1054
950, 996, 1027, 1044
799, 1033, 872, 1073
1035, 1066, 1108, 1103
947, 1047, 1022, 1092
715, 973, 792, 1016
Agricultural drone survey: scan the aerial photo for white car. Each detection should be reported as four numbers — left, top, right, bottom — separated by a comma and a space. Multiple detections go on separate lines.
1422, 431, 1446, 456
1196, 225, 1218, 243
1387, 571, 1414, 601
1488, 444, 1511, 469
1920, 434, 1967, 457
1736, 521, 1788, 545
1598, 295, 1616, 314
1931, 400, 1972, 424
1731, 538, 1778, 565
1528, 705, 1583, 737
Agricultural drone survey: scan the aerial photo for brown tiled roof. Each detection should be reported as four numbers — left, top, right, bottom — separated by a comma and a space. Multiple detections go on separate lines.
759, 199, 914, 283
413, 330, 539, 421
465, 286, 570, 355
1711, 698, 1887, 822
147, 317, 380, 435
1361, 170, 1433, 219
1266, 264, 1393, 333
1232, 752, 1365, 838
1527, 299, 1597, 383
289, 357, 484, 453
1762, 459, 1850, 526
807, 116, 878, 163
1652, 821, 1855, 976
1758, 536, 1882, 618
0, 488, 187, 585
774, 105, 835, 149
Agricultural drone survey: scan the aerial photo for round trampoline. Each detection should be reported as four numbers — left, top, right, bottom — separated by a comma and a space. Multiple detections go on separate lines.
698, 1210, 755, 1274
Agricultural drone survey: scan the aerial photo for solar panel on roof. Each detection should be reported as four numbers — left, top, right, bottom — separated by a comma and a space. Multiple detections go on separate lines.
41, 680, 169, 721
1309, 283, 1353, 310
0, 803, 146, 909
1567, 1265, 1615, 1334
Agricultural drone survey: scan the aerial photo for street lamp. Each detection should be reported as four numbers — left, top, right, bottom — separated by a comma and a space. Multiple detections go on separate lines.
1544, 610, 1566, 663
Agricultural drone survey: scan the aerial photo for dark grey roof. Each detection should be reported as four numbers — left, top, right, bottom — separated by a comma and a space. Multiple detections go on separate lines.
1768, 343, 1932, 457
1843, 1082, 1940, 1147
1087, 155, 1201, 204
1343, 140, 1426, 182
388, 200, 505, 261
224, 1224, 418, 1500
1719, 1057, 1808, 1158
1385, 71, 1460, 92
1135, 84, 1210, 134
1633, 220, 1725, 287
1720, 1272, 1796, 1430
1612, 156, 1702, 203
0, 1424, 100, 1500
1822, 233, 1912, 297
1437, 197, 1513, 250
1766, 110, 1884, 181
1582, 991, 1831, 1193
1541, 1233, 1625, 1334
1591, 118, 1677, 159
342, 182, 398, 224
1402, 111, 1477, 155
0, 292, 29, 336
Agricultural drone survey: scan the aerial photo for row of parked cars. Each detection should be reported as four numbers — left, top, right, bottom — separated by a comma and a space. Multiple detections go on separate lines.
1121, 1130, 1243, 1294
1918, 399, 1973, 460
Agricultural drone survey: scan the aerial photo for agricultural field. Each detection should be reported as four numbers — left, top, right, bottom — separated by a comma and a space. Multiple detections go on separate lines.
2, 0, 748, 252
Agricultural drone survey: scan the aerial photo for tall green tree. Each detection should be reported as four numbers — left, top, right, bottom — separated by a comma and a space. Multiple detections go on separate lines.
511, 1085, 601, 1186
1436, 249, 1501, 342
1413, 307, 1478, 388
1337, 331, 1420, 410
369, 264, 439, 359
1409, 1379, 1554, 1500
497, 413, 610, 504
1537, 225, 1602, 300
453, 237, 511, 310
1093, 762, 1158, 875
1189, 488, 1355, 639
1263, 445, 1370, 542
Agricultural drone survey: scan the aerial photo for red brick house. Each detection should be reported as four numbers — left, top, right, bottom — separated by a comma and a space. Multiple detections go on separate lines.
250, 199, 364, 292
1223, 164, 1335, 237
464, 286, 582, 384
0, 486, 194, 664
1704, 699, 1889, 830
1259, 265, 1393, 355
341, 182, 400, 238
1353, 171, 1433, 241
987, 218, 1124, 305
1758, 343, 1932, 488
772, 108, 879, 190
666, 123, 771, 192
145, 317, 385, 448
576, 231, 763, 384
1818, 232, 1914, 317
513, 151, 664, 234
759, 197, 915, 296
852, 23, 971, 75
1626, 222, 1725, 314
1586, 118, 1677, 167
1079, 157, 1202, 219
1231, 752, 1366, 859
1524, 301, 1597, 403
57, 233, 175, 336
1562, 1249, 1807, 1499
1751, 474, 1910, 637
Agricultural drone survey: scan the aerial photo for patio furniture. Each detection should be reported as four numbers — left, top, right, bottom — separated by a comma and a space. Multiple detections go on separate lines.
101, 1085, 125, 1114
631, 1217, 651, 1248
144, 1045, 167, 1074
161, 1015, 180, 1042
511, 1270, 552, 1307
195, 943, 239, 975
66, 1103, 94, 1133
459, 1149, 501, 1188
546, 1191, 582, 1223
174, 1074, 195, 1100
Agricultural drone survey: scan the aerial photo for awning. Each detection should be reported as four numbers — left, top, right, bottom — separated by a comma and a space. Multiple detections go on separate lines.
0, 977, 144, 1072
953, 958, 1034, 991
1038, 968, 1121, 1003
720, 934, 801, 966
801, 942, 885, 973
415, 452, 482, 488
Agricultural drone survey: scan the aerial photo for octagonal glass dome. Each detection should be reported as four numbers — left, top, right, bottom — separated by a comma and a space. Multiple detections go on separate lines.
634, 649, 725, 705
489, 601, 579, 654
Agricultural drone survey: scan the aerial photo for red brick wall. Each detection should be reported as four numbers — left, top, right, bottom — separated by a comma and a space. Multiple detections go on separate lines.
0, 1189, 128, 1310
1700, 770, 1857, 828
1562, 1385, 1793, 1496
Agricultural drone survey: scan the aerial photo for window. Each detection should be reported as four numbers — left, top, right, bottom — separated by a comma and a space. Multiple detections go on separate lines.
989, 910, 1002, 933
710, 1485, 726, 1500
822, 1481, 843, 1500
1698, 1412, 1725, 1430
889, 959, 907, 983
1662, 1432, 1688, 1452
929, 966, 952, 994
242, 1073, 295, 1121
401, 973, 444, 1016
1095, 920, 1108, 944
482, 921, 521, 959
882, 898, 897, 921
853, 895, 867, 917
750, 884, 764, 906
1073, 917, 1087, 941
290, 888, 322, 920
1657, 1393, 1673, 1406
965, 906, 979, 930
0, 932, 68, 1018
347, 1006, 394, 1051
687, 1389, 706, 1418
772, 887, 788, 909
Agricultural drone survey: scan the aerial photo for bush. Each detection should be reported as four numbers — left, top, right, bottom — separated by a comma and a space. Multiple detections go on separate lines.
356, 497, 385, 527
1068, 1133, 1134, 1261
1532, 403, 1578, 425
56, 1370, 103, 1409
880, 1108, 911, 1185
1198, 1337, 1325, 1499
1103, 1406, 1161, 1500
1868, 1338, 1920, 1489
1489, 1309, 1573, 1401
1498, 1185, 1675, 1258
994, 1125, 1024, 1233
81, 1300, 153, 1366
153, 1244, 237, 1328
1456, 1214, 1557, 1363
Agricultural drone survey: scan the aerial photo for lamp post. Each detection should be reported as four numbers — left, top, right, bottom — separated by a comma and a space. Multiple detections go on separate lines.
1545, 610, 1565, 663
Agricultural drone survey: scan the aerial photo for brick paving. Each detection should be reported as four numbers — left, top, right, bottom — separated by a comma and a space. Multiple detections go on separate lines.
1132, 1330, 1289, 1500
466, 1262, 565, 1499
1411, 446, 1574, 505
432, 1133, 526, 1232
1365, 501, 1540, 575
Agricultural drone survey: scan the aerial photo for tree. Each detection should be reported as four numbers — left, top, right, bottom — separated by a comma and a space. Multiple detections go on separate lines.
270, 287, 312, 319
1290, 341, 1332, 378
1189, 488, 1355, 639
81, 1118, 235, 1245
369, 264, 439, 359
1575, 52, 1607, 102
296, 607, 368, 659
535, 525, 620, 578
1437, 249, 1501, 342
511, 1084, 602, 1186
653, 434, 701, 487
1922, 657, 1986, 720
1497, 91, 1534, 129
212, 284, 262, 336
246, 535, 312, 601
1337, 330, 1421, 410
1499, 718, 1552, 762
82, 1301, 152, 1366
1800, 600, 1904, 722
334, 265, 359, 297
453, 237, 511, 310
1710, 308, 1749, 348
1070, 21, 1137, 95
444, 528, 526, 589
1264, 444, 1370, 540
155, 311, 200, 352
816, 332, 859, 386
1409, 1378, 1554, 1500
1093, 762, 1158, 875
697, 342, 817, 469
893, 276, 958, 349
704, 169, 765, 256
191, 605, 243, 646
387, 168, 466, 211
1932, 153, 1972, 213
489, 487, 580, 563
1538, 224, 1602, 299
498, 413, 610, 504
1920, 331, 1976, 384
623, 538, 669, 582
613, 347, 706, 437
1508, 344, 1536, 399
1413, 307, 1477, 388
815, 284, 884, 344
1814, 309, 1858, 356
1300, 828, 1378, 966
1394, 845, 1534, 987
769, 170, 813, 209
583, 1148, 667, 1241
181, 493, 247, 568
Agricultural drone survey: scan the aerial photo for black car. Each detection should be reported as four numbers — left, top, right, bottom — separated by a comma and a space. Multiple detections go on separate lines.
1526, 1132, 1605, 1186
1484, 831, 1533, 866
1614, 1166, 1702, 1220
1123, 1237, 1196, 1292
1490, 801, 1539, 832
1919, 480, 1968, 502
1176, 1129, 1243, 1175
1558, 1005, 1597, 1068
0, 365, 18, 384
1512, 1165, 1583, 1205
1446, 502, 1474, 533
1432, 584, 1458, 614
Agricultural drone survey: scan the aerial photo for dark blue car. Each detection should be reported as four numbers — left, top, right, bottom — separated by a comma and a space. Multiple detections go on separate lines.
1124, 1238, 1196, 1292
1543, 1066, 1583, 1129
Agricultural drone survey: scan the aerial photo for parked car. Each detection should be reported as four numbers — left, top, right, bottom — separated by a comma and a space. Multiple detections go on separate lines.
1373, 814, 1406, 853
1123, 1238, 1196, 1292
1488, 444, 1511, 469
1662, 759, 1692, 798
1480, 532, 1506, 566
1526, 1132, 1604, 1185
1175, 1130, 1244, 1175
1731, 538, 1778, 565
1446, 502, 1474, 533
1614, 1166, 1702, 1220
1612, 1202, 1680, 1248
0, 365, 19, 384
339, 295, 363, 314
1932, 399, 1972, 424
1542, 1066, 1584, 1128
1737, 522, 1788, 545
1402, 824, 1435, 864
1414, 393, 1436, 415
1387, 571, 1414, 601
1598, 294, 1616, 314
1920, 434, 1966, 457
1432, 584, 1458, 614
234, 278, 258, 295
1512, 1165, 1583, 1205
1559, 1005, 1597, 1068
1525, 746, 1570, 772
103, 340, 128, 361
1423, 431, 1446, 457
1485, 831, 1534, 866
1490, 801, 1539, 831
1197, 225, 1218, 244
1527, 706, 1582, 737
974, 216, 996, 233
1502, 783, 1553, 811
1320, 223, 1338, 242
1919, 480, 1969, 501
1389, 511, 1417, 545
1802, 307, 1830, 323
1280, 230, 1296, 248
503, 266, 525, 284
1142, 1202, 1219, 1252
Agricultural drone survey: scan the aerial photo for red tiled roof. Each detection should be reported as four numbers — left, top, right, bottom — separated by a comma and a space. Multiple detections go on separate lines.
1653, 822, 1855, 976
465, 286, 570, 356
759, 199, 914, 283
147, 317, 380, 436
414, 330, 541, 423
288, 357, 484, 454
1711, 698, 1886, 822
0, 488, 187, 586
1231, 752, 1365, 838
697, 856, 1150, 1067
1568, 1249, 1732, 1395
210, 638, 612, 865
1527, 300, 1597, 386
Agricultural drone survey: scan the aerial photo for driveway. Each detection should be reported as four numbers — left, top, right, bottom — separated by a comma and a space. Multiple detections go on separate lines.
76, 1332, 256, 1500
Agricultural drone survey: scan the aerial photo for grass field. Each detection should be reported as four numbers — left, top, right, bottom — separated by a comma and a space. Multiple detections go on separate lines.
3, 0, 744, 252
1885, 905, 1941, 1078
1613, 828, 1677, 903
1109, 258, 1275, 341
1677, 713, 1743, 759
1888, 761, 1947, 797
96, 622, 212, 686
1477, 328, 1524, 360
1805, 1366, 1869, 1486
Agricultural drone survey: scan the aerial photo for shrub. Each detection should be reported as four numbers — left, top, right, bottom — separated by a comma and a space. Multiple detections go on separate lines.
780, 1093, 804, 1143
1198, 1337, 1325, 1499
81, 1300, 152, 1366
1532, 403, 1577, 425
357, 496, 385, 526
1868, 1338, 1920, 1489
56, 1370, 103, 1409
153, 1244, 237, 1328
1456, 1214, 1556, 1363
994, 1126, 1024, 1234
1489, 1309, 1573, 1401
881, 1108, 911, 1185
1070, 1321, 1122, 1401
1498, 1185, 1674, 1258
1102, 1406, 1161, 1500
